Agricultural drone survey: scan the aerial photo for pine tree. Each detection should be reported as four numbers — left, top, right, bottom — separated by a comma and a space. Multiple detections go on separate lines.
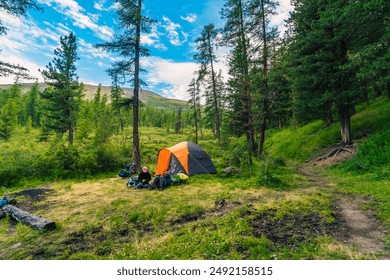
175, 106, 182, 134
221, 0, 254, 166
40, 32, 83, 145
0, 99, 17, 139
25, 81, 41, 127
346, 0, 390, 99
187, 78, 201, 144
95, 0, 156, 169
194, 23, 221, 140
268, 45, 293, 128
110, 74, 125, 133
247, 0, 279, 156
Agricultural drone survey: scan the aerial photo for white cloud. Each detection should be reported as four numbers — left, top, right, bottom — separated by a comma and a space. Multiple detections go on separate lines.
78, 38, 114, 61
93, 0, 119, 12
181, 13, 197, 23
0, 10, 58, 55
0, 9, 111, 86
0, 55, 44, 84
140, 25, 167, 51
93, 0, 106, 11
142, 56, 198, 100
162, 16, 187, 46
271, 0, 293, 35
142, 51, 229, 101
37, 0, 114, 41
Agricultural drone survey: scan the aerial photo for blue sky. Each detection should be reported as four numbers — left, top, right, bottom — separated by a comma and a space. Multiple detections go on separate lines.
0, 0, 292, 100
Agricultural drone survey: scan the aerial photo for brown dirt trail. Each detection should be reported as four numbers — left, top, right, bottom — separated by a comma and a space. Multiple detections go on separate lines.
298, 154, 389, 259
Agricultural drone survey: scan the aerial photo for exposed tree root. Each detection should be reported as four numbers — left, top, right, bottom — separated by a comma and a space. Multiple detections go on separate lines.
317, 143, 357, 161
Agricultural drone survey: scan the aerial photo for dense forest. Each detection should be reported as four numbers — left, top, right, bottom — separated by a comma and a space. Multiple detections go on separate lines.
0, 0, 389, 262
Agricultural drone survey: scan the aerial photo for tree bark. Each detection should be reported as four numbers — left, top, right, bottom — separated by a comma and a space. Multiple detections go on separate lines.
3, 204, 56, 230
132, 0, 142, 169
339, 104, 352, 145
208, 41, 221, 140
258, 0, 269, 157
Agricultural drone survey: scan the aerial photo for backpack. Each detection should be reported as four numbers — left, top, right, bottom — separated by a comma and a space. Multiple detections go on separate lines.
127, 177, 138, 188
119, 170, 130, 178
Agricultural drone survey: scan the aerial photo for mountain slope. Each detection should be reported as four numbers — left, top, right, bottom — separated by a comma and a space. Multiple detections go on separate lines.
0, 83, 188, 110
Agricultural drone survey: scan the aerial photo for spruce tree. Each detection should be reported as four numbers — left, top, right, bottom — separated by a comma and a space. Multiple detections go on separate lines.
175, 107, 182, 134
95, 0, 156, 169
0, 99, 17, 139
247, 0, 279, 156
25, 82, 41, 127
187, 78, 201, 144
221, 0, 254, 166
194, 24, 221, 140
290, 0, 356, 144
40, 32, 82, 145
110, 74, 125, 133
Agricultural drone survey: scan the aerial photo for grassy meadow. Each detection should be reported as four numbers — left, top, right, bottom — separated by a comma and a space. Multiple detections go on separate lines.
0, 98, 389, 260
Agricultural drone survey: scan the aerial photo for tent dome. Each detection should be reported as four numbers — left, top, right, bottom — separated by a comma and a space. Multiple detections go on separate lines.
155, 141, 217, 176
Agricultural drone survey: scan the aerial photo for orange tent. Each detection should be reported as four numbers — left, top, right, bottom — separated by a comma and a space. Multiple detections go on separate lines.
155, 141, 217, 176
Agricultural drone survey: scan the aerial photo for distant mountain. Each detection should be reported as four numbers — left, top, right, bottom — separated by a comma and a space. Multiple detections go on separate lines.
0, 83, 188, 110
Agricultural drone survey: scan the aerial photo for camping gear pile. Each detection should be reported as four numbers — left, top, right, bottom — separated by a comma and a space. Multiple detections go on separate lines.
119, 162, 136, 178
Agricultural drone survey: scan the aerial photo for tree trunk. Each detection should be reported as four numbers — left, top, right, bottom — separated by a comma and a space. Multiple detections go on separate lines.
209, 46, 221, 140
132, 0, 142, 169
246, 132, 253, 167
258, 111, 267, 156
69, 119, 74, 145
258, 0, 268, 157
175, 106, 182, 134
339, 104, 352, 145
3, 204, 56, 230
193, 88, 198, 144
118, 109, 124, 132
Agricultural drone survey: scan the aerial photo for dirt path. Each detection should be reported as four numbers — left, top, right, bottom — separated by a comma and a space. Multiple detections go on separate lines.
297, 163, 389, 259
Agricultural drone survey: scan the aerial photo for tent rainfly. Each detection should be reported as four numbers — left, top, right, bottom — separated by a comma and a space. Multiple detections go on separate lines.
155, 141, 217, 176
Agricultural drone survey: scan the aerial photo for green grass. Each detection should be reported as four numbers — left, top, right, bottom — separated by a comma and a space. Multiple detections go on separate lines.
1, 172, 353, 260
264, 97, 390, 248
323, 127, 390, 235
0, 97, 389, 260
265, 97, 390, 163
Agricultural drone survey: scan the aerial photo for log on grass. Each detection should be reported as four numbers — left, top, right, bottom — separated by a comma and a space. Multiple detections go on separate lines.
3, 204, 56, 230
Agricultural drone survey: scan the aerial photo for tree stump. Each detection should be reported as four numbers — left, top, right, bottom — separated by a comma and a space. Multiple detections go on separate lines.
3, 205, 56, 230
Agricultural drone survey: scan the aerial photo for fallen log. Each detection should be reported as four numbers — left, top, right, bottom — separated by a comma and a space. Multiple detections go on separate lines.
3, 204, 56, 230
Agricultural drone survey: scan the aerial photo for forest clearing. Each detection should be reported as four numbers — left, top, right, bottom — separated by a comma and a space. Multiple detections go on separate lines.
1, 97, 389, 260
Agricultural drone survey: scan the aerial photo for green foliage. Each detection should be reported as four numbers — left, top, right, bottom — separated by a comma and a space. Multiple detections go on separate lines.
256, 155, 288, 189
40, 33, 82, 145
220, 135, 250, 169
0, 99, 18, 139
265, 97, 390, 162
337, 128, 390, 179
265, 120, 339, 162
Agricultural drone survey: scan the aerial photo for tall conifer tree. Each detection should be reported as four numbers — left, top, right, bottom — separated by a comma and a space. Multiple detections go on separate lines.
221, 0, 254, 166
95, 0, 156, 169
40, 32, 82, 145
194, 24, 221, 140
